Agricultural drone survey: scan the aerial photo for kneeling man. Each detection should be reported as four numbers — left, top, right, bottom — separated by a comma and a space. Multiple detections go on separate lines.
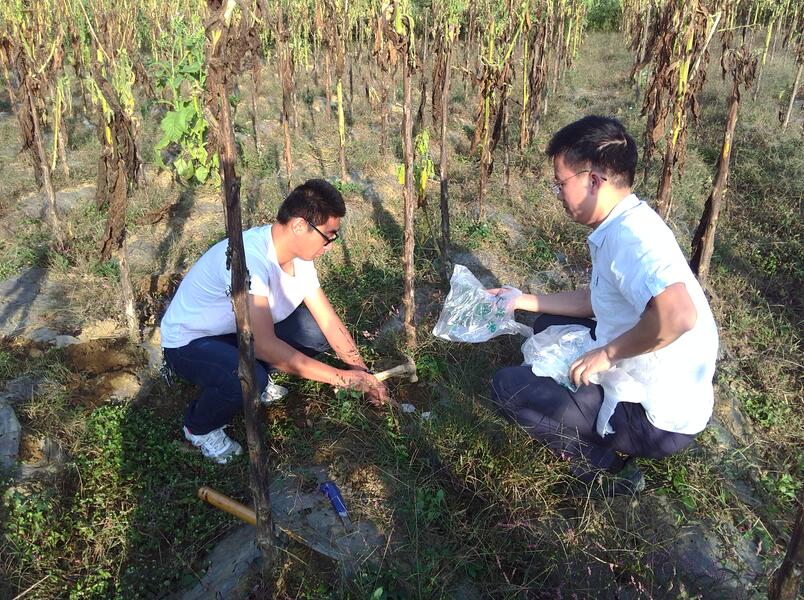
491, 116, 718, 493
161, 179, 388, 463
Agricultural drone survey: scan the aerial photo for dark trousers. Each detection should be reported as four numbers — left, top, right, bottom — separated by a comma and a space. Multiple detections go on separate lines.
164, 304, 329, 435
490, 314, 696, 479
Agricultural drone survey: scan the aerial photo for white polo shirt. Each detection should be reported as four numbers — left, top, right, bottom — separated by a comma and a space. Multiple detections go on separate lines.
160, 224, 320, 348
588, 194, 718, 435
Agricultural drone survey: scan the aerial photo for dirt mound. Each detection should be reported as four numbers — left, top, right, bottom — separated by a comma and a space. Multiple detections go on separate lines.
62, 338, 148, 407
64, 338, 145, 374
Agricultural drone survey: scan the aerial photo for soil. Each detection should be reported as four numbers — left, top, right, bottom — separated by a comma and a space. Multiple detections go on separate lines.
63, 338, 145, 375
54, 339, 147, 408
17, 431, 44, 463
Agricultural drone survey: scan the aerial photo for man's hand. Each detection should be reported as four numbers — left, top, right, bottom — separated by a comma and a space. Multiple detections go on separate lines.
486, 288, 520, 311
334, 369, 393, 407
485, 287, 594, 317
569, 346, 613, 387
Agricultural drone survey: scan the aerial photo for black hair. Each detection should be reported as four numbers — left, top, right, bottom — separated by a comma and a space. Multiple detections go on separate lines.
546, 115, 638, 187
276, 179, 346, 225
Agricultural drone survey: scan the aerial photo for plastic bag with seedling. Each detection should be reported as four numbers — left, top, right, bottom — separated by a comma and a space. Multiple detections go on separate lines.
521, 325, 595, 392
432, 265, 532, 342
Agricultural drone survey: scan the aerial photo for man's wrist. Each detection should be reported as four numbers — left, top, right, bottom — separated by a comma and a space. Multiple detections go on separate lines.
602, 344, 618, 363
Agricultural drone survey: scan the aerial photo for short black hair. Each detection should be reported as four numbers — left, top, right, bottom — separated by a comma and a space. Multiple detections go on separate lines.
546, 116, 638, 187
276, 179, 346, 225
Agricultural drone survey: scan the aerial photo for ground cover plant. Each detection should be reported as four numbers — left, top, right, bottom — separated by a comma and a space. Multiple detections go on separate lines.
0, 0, 802, 598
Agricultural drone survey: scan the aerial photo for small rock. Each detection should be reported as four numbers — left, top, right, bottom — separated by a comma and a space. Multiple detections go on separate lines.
401, 403, 416, 413
0, 400, 21, 469
127, 236, 163, 271
153, 168, 175, 190
27, 327, 59, 344
79, 319, 126, 341
642, 495, 764, 598
107, 372, 142, 400
488, 209, 524, 246
18, 183, 95, 219
1, 376, 40, 405
140, 327, 163, 371
175, 525, 260, 600
16, 437, 69, 481
54, 335, 80, 348
421, 411, 433, 420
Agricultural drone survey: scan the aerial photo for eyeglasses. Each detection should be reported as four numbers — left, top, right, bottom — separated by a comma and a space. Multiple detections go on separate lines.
551, 170, 607, 196
305, 219, 339, 246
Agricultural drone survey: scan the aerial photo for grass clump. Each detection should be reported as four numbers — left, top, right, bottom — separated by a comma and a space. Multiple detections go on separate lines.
1, 402, 251, 599
0, 218, 49, 280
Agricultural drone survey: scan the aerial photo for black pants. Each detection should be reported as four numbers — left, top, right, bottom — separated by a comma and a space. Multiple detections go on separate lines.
490, 314, 696, 479
164, 304, 329, 435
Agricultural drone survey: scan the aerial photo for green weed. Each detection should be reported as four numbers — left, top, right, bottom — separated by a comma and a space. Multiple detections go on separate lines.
761, 472, 801, 506
0, 219, 48, 280
91, 258, 121, 281
327, 387, 370, 429
414, 485, 446, 526
453, 219, 494, 249
740, 388, 788, 428
331, 178, 363, 196
242, 142, 279, 178
0, 348, 20, 380
415, 352, 448, 382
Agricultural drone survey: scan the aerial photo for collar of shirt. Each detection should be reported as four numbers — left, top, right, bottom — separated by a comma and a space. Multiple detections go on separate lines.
587, 193, 641, 248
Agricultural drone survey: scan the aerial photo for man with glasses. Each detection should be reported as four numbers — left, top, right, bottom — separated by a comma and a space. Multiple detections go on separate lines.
161, 179, 388, 463
490, 116, 718, 495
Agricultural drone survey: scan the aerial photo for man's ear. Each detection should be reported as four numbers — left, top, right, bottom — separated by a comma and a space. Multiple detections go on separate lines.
291, 217, 307, 236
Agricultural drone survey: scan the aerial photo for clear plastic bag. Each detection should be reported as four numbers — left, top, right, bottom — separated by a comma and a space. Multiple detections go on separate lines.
521, 324, 648, 435
521, 324, 596, 392
432, 265, 533, 342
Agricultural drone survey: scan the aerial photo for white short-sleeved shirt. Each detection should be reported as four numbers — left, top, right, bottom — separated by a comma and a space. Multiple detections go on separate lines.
160, 224, 320, 348
588, 194, 718, 435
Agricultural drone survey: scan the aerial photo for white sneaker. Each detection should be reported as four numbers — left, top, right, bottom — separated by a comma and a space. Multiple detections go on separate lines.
260, 378, 289, 405
183, 426, 243, 464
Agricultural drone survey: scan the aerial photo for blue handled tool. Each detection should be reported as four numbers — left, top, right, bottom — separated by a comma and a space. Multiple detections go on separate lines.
319, 481, 354, 532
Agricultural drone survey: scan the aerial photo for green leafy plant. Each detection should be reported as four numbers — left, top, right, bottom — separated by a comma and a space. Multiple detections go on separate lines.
150, 16, 219, 185
415, 486, 446, 526
740, 388, 788, 428
413, 130, 435, 206
455, 220, 493, 249
91, 258, 121, 281
653, 462, 698, 512
331, 179, 363, 196
416, 353, 447, 382
330, 386, 367, 427
761, 472, 801, 505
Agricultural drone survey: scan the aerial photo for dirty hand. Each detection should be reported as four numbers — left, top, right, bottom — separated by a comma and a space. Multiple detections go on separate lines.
569, 347, 613, 387
337, 369, 393, 408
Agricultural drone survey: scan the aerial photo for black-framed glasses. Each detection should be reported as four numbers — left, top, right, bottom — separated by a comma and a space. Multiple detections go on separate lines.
305, 219, 339, 246
551, 170, 607, 196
